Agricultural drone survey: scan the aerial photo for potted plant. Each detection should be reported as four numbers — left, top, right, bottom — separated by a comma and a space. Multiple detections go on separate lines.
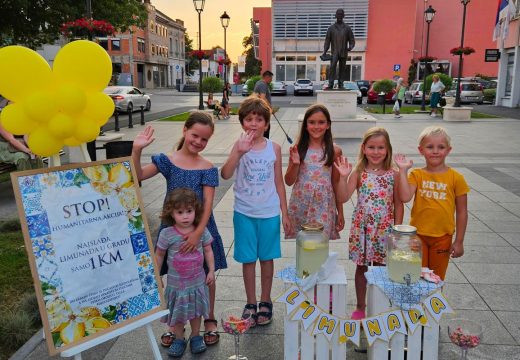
189, 50, 208, 60
450, 46, 475, 56
61, 18, 115, 39
418, 56, 437, 63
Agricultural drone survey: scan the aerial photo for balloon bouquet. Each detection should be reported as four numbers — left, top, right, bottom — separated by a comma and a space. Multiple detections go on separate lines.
0, 40, 114, 162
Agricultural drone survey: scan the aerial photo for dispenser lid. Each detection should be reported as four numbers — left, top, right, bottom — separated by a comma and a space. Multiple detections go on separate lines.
301, 222, 324, 231
392, 224, 417, 234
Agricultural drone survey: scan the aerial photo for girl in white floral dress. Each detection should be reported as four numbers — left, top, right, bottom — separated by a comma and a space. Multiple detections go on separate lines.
285, 104, 345, 239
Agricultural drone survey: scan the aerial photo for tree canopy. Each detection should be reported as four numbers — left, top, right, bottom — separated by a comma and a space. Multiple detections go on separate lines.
0, 0, 147, 48
242, 34, 262, 78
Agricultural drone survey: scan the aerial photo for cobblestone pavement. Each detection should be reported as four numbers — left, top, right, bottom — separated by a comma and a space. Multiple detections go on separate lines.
7, 107, 520, 360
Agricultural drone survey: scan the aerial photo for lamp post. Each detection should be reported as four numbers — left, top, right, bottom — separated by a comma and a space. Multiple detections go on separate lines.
193, 0, 205, 110
454, 0, 471, 107
220, 11, 230, 83
420, 5, 436, 111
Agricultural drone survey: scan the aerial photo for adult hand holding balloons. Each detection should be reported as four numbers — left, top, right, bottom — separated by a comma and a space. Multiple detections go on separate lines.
0, 40, 115, 157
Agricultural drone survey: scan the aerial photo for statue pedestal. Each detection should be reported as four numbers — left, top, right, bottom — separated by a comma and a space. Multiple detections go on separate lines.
315, 90, 376, 138
443, 106, 472, 122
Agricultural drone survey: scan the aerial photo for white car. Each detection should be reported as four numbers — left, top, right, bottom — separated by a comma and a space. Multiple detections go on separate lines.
294, 79, 314, 96
103, 86, 151, 113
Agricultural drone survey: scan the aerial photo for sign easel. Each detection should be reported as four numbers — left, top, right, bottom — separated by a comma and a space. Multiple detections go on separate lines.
12, 148, 168, 359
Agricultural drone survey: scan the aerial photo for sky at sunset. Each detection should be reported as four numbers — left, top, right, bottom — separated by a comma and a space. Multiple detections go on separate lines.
153, 0, 271, 61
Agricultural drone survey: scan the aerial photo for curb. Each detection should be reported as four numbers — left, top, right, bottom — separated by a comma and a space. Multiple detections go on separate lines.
9, 328, 43, 360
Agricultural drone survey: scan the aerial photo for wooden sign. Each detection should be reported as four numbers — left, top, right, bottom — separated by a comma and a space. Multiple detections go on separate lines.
11, 158, 165, 355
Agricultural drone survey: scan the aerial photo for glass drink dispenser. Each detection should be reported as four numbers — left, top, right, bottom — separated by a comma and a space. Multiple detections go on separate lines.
387, 225, 422, 284
296, 222, 329, 278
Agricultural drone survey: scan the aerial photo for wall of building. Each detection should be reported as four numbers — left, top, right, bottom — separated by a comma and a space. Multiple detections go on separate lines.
365, 0, 416, 81
253, 7, 272, 74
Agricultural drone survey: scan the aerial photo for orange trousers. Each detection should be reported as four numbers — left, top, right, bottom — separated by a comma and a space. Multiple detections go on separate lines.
418, 233, 452, 280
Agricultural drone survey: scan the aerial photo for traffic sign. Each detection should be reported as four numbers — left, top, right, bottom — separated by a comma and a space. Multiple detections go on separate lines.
393, 64, 401, 71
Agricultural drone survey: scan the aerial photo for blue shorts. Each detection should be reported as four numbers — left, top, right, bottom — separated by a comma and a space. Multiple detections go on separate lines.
233, 211, 281, 263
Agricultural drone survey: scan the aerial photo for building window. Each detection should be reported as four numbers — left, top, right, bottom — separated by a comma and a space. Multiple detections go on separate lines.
505, 52, 514, 96
352, 56, 362, 61
286, 55, 296, 62
307, 55, 316, 61
296, 64, 306, 79
351, 65, 362, 81
150, 21, 154, 32
320, 65, 330, 81
297, 56, 306, 61
286, 64, 296, 81
306, 65, 316, 81
151, 45, 155, 55
111, 39, 120, 51
276, 55, 286, 61
98, 39, 108, 50
276, 64, 285, 81
137, 38, 145, 52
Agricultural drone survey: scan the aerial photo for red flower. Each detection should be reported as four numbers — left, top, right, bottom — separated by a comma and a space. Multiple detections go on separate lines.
189, 50, 208, 59
418, 56, 437, 62
450, 46, 475, 56
61, 18, 115, 38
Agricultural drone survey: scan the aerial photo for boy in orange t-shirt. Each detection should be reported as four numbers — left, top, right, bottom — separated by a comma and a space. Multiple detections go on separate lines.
395, 126, 469, 280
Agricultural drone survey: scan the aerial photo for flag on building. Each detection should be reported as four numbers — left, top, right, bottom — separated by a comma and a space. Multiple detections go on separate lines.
493, 0, 518, 40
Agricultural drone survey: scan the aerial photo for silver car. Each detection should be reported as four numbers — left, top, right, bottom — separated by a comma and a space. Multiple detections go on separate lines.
404, 82, 429, 104
103, 86, 151, 113
446, 81, 484, 104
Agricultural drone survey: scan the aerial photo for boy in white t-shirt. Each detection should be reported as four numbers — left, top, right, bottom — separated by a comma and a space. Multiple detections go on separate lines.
221, 95, 290, 326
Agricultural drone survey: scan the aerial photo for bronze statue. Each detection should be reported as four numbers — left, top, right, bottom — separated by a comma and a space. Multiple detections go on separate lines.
322, 9, 356, 89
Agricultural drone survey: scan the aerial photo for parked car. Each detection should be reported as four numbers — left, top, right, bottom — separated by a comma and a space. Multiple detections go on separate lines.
356, 80, 370, 97
241, 79, 254, 96
271, 81, 287, 96
445, 80, 484, 104
103, 86, 151, 112
294, 78, 314, 95
404, 81, 430, 104
342, 81, 363, 104
321, 81, 363, 104
367, 82, 396, 104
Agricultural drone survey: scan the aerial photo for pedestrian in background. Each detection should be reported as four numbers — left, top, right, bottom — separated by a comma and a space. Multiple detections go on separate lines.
429, 74, 445, 118
253, 70, 273, 138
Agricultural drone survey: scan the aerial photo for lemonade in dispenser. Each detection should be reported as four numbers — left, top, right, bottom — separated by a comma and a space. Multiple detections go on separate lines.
387, 225, 422, 284
296, 222, 329, 278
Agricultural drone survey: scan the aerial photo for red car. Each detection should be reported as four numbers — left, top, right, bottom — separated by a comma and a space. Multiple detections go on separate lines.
367, 82, 396, 104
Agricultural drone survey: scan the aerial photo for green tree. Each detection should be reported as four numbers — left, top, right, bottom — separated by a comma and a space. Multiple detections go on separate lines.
373, 79, 394, 94
201, 76, 223, 94
425, 73, 453, 93
242, 34, 262, 78
185, 33, 198, 75
0, 0, 147, 49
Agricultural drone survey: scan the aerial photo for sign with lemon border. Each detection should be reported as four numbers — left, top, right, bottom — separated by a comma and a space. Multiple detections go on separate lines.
11, 158, 165, 355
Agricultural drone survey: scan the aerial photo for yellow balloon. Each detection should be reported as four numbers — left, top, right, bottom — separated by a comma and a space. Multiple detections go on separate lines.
27, 127, 63, 157
0, 103, 37, 135
0, 46, 52, 102
55, 84, 87, 114
63, 137, 82, 146
53, 40, 112, 92
84, 92, 115, 126
23, 92, 57, 123
48, 113, 76, 139
74, 119, 99, 142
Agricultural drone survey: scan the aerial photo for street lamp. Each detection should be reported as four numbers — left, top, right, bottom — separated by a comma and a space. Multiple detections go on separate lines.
454, 0, 471, 107
420, 5, 436, 111
193, 0, 205, 110
220, 11, 230, 83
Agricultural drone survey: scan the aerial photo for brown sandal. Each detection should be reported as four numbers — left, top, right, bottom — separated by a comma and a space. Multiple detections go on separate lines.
203, 319, 220, 346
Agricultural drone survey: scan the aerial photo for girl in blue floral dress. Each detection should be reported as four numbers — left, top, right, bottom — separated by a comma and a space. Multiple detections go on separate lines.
335, 127, 403, 320
132, 112, 226, 347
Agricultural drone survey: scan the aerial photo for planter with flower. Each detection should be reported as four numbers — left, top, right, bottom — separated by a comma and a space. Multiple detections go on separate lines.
61, 18, 115, 39
450, 46, 475, 56
418, 56, 437, 63
217, 58, 232, 66
189, 50, 209, 60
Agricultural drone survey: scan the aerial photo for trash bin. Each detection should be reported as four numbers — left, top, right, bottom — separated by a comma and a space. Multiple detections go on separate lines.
377, 92, 386, 105
105, 141, 134, 159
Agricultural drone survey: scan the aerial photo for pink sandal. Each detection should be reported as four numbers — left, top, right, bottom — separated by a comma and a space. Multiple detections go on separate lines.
351, 310, 365, 320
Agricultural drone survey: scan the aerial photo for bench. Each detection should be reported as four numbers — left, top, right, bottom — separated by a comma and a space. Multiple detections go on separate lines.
204, 101, 222, 120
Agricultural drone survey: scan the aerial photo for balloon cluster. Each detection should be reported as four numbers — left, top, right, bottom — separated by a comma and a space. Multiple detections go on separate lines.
0, 40, 114, 156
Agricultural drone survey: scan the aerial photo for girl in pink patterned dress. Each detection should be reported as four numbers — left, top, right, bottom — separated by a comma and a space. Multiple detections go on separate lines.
335, 127, 403, 320
155, 188, 215, 356
285, 104, 345, 240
